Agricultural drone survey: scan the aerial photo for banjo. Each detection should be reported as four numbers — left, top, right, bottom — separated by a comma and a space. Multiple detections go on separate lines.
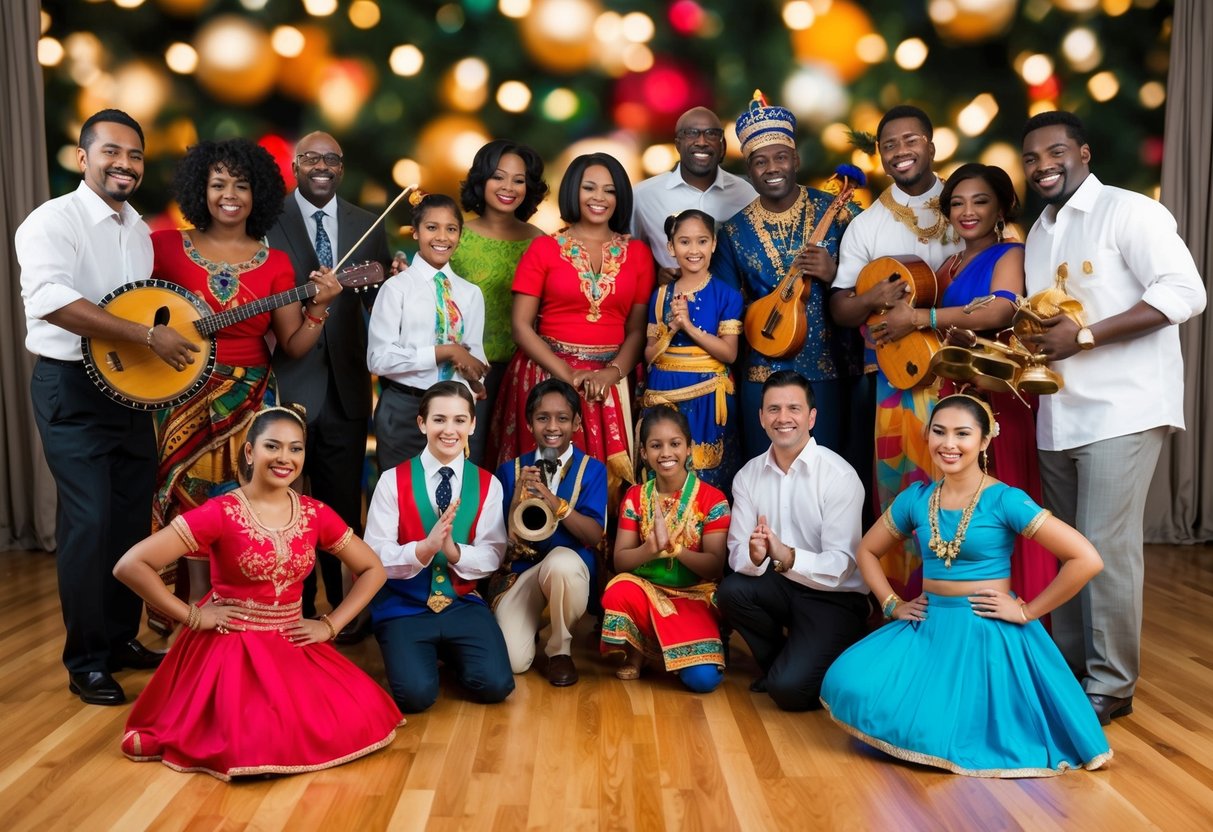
82, 261, 384, 410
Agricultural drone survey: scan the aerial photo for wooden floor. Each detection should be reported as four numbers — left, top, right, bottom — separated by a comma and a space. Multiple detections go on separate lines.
2, 546, 1213, 831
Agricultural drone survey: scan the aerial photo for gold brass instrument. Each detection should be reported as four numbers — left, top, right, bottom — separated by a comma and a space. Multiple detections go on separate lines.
510, 446, 560, 543
929, 264, 1086, 398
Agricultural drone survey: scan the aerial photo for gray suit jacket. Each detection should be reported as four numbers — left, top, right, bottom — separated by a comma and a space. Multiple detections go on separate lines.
266, 195, 391, 423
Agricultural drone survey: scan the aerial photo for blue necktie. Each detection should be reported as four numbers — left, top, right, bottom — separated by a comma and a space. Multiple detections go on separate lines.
312, 209, 333, 268
436, 466, 455, 513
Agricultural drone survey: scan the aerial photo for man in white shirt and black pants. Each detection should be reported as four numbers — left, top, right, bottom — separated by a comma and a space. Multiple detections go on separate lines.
717, 370, 869, 711
1020, 110, 1206, 725
16, 110, 198, 705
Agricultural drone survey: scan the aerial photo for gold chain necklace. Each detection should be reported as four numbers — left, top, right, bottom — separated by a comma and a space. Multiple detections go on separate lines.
927, 474, 986, 568
879, 188, 953, 245
748, 186, 813, 270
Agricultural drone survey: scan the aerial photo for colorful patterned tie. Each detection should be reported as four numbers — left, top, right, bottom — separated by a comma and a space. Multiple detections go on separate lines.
312, 209, 333, 268
427, 465, 458, 613
433, 272, 464, 381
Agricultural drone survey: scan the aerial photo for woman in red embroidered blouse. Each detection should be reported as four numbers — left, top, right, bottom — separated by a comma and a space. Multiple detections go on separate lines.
114, 406, 402, 780
488, 152, 655, 497
149, 139, 341, 627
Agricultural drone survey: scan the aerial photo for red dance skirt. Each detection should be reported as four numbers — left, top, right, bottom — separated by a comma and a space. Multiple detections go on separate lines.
600, 575, 724, 672
122, 599, 403, 780
488, 340, 635, 495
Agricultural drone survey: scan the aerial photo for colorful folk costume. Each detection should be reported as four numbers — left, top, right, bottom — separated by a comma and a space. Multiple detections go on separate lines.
600, 473, 730, 679
834, 174, 964, 599
820, 481, 1111, 777
488, 233, 656, 498
936, 241, 1056, 604
643, 278, 743, 492
713, 93, 865, 461
366, 453, 513, 713
122, 491, 403, 780
147, 230, 292, 631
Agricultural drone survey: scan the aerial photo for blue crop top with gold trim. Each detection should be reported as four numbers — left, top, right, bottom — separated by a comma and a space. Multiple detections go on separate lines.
882, 481, 1051, 581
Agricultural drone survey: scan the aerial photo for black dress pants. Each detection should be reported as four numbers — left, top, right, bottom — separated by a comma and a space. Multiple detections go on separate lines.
31, 359, 156, 673
718, 568, 868, 711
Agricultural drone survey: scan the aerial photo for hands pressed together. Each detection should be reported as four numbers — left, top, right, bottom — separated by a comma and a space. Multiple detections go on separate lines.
748, 513, 794, 572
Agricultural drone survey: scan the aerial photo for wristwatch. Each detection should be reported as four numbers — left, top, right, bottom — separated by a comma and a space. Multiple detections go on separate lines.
1076, 327, 1095, 350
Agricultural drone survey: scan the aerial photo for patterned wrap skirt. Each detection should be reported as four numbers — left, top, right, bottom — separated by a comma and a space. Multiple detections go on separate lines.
600, 574, 724, 672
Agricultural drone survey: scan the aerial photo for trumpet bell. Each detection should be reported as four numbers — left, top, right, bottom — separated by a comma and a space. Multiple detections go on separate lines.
512, 496, 557, 542
1017, 364, 1064, 395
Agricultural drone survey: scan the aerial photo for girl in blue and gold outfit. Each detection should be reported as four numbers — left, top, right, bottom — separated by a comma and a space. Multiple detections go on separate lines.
821, 394, 1111, 777
642, 209, 743, 493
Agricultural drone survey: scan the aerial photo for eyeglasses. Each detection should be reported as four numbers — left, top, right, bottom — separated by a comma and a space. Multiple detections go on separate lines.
880, 134, 928, 154
677, 127, 725, 142
296, 152, 344, 167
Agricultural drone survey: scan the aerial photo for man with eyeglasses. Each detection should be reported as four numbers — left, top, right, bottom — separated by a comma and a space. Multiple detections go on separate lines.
632, 107, 756, 284
829, 104, 964, 594
266, 131, 393, 636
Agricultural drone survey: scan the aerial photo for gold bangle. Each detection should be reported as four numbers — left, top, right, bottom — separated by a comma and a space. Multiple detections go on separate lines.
185, 604, 202, 631
554, 498, 571, 520
1017, 599, 1031, 624
318, 614, 337, 641
606, 361, 624, 381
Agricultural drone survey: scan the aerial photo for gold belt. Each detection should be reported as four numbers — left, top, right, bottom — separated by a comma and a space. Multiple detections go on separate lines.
645, 347, 733, 425
210, 593, 302, 631
541, 336, 618, 363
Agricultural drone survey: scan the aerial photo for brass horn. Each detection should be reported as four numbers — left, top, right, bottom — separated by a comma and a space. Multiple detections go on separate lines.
510, 447, 560, 542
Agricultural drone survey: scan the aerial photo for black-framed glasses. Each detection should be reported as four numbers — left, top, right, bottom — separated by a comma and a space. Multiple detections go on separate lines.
677, 127, 725, 142
296, 152, 344, 167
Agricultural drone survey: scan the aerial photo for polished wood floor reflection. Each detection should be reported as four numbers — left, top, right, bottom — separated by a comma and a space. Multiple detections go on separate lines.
2, 544, 1212, 831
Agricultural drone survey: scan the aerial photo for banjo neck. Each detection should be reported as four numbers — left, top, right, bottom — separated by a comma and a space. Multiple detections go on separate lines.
193, 281, 320, 337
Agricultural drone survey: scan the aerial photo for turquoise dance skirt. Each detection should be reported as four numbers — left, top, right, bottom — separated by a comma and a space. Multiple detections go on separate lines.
820, 592, 1111, 778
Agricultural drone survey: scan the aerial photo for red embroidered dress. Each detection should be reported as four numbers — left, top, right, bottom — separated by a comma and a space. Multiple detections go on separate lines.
122, 490, 403, 780
488, 232, 655, 492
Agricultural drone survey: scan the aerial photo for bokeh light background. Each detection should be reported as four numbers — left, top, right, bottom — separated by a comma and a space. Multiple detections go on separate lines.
37, 0, 1173, 244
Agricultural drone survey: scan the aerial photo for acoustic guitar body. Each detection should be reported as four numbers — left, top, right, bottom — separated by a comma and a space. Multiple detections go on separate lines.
743, 290, 808, 359
856, 255, 947, 390
82, 280, 216, 410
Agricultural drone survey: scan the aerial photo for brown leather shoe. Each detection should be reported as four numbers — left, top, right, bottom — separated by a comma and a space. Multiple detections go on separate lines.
547, 654, 579, 687
1087, 693, 1133, 726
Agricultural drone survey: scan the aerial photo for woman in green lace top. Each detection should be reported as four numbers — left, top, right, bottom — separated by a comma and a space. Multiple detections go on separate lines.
454, 140, 549, 464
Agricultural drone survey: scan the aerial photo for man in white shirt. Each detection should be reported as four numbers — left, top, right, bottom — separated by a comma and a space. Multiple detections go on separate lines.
1020, 110, 1206, 725
717, 371, 869, 711
266, 131, 392, 625
16, 109, 197, 706
631, 107, 757, 283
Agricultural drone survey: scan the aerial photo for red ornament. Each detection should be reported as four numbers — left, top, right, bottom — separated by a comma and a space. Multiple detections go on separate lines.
258, 134, 295, 190
611, 57, 709, 134
1140, 136, 1164, 167
1028, 75, 1061, 101
668, 0, 704, 36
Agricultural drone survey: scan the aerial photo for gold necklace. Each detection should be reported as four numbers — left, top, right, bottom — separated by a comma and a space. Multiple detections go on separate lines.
927, 474, 986, 568
747, 187, 814, 274
879, 188, 954, 245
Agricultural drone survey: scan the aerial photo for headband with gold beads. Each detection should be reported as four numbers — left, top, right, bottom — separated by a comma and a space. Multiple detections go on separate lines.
250, 404, 307, 429
934, 393, 999, 438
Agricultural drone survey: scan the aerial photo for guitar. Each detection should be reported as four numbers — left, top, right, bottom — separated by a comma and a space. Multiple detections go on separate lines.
856, 255, 947, 389
743, 165, 865, 359
82, 261, 385, 410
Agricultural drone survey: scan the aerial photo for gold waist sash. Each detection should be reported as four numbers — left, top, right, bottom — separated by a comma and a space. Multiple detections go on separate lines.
644, 346, 733, 426
210, 593, 302, 631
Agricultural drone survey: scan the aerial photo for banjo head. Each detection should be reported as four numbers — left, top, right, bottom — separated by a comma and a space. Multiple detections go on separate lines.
82, 279, 217, 410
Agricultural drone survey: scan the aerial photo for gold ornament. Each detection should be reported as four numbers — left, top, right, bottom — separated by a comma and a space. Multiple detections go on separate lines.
789, 1, 874, 83
519, 0, 601, 74
194, 16, 278, 105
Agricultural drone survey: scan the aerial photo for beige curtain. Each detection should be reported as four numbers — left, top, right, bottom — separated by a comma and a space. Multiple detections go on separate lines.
1147, 0, 1213, 543
0, 0, 55, 551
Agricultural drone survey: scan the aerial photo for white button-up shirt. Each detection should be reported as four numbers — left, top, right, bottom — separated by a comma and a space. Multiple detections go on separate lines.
834, 177, 963, 291
727, 437, 868, 593
17, 181, 154, 361
366, 256, 487, 391
632, 165, 758, 270
1024, 174, 1206, 450
364, 447, 507, 580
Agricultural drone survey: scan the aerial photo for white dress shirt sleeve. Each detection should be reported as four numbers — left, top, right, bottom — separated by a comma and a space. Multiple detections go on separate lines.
833, 212, 871, 292
449, 474, 507, 579
363, 470, 426, 579
366, 274, 439, 378
16, 213, 86, 320
726, 467, 766, 576
462, 281, 489, 365
783, 472, 865, 591
1119, 199, 1207, 324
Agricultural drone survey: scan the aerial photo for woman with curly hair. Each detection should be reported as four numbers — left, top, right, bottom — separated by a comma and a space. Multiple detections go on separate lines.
148, 138, 341, 627
451, 139, 548, 464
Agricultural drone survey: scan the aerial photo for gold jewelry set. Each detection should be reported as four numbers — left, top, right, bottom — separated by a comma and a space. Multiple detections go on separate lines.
878, 188, 954, 245
927, 472, 986, 569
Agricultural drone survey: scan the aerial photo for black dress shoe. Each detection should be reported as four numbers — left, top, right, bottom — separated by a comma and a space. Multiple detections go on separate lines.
1088, 693, 1133, 726
108, 640, 167, 671
547, 654, 579, 687
68, 671, 126, 706
335, 619, 371, 645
